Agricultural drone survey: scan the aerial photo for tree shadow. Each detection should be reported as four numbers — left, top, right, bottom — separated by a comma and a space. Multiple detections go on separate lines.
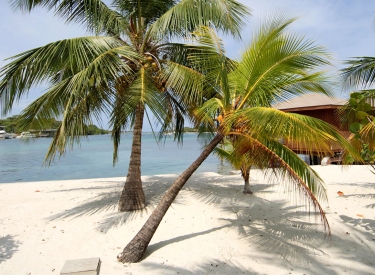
339, 215, 375, 239
129, 260, 260, 275
49, 182, 122, 193
184, 175, 375, 274
0, 235, 21, 263
220, 205, 329, 266
330, 182, 375, 189
336, 193, 375, 209
46, 176, 184, 233
138, 174, 330, 269
143, 225, 230, 259
339, 193, 375, 199
44, 173, 375, 274
135, 260, 258, 275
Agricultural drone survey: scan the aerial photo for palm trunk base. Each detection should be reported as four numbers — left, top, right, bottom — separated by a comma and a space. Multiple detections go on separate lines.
243, 181, 253, 194
118, 187, 146, 211
117, 237, 147, 263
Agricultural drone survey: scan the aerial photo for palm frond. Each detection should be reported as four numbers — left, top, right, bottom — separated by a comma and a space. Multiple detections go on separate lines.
188, 27, 236, 106
231, 134, 330, 234
160, 60, 205, 105
225, 107, 360, 159
0, 36, 141, 115
10, 0, 129, 35
341, 57, 375, 89
113, 0, 177, 25
230, 16, 331, 109
149, 0, 250, 40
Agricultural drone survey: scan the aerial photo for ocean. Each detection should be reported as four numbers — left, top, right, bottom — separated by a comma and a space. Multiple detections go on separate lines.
0, 133, 228, 183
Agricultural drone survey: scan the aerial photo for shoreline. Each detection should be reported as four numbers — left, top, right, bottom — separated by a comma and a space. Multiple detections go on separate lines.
1, 166, 374, 274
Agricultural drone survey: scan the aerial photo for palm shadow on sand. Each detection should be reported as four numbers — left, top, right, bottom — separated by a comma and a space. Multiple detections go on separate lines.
46, 173, 375, 274
0, 235, 21, 264
46, 176, 184, 232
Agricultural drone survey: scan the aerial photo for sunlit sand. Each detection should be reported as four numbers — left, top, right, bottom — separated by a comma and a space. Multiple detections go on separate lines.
0, 165, 374, 274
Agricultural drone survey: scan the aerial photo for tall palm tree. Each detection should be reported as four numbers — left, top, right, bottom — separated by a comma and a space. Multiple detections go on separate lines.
0, 0, 250, 211
117, 17, 360, 263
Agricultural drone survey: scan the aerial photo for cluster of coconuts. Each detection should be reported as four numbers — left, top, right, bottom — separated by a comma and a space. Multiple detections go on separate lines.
143, 56, 158, 69
142, 55, 167, 92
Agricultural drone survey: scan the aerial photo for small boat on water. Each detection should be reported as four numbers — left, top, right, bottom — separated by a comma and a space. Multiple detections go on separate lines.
5, 133, 16, 139
17, 132, 37, 139
0, 126, 17, 139
0, 129, 6, 140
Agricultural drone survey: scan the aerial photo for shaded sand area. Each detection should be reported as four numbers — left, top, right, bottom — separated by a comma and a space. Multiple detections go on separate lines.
0, 166, 374, 274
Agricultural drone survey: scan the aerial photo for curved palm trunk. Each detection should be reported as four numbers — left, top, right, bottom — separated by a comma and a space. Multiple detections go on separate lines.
117, 132, 224, 263
118, 103, 146, 211
241, 165, 253, 194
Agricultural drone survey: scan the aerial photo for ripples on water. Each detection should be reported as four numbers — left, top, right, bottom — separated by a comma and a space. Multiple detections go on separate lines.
0, 133, 228, 183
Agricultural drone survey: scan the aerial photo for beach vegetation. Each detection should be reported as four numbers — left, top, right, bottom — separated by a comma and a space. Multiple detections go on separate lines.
0, 115, 22, 134
213, 138, 255, 194
0, 0, 250, 211
0, 115, 61, 134
340, 53, 375, 171
0, 115, 109, 135
117, 16, 360, 263
85, 124, 110, 135
183, 127, 198, 132
338, 91, 375, 169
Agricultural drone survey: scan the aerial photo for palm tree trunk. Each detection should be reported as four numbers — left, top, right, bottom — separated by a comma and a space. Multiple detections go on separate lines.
118, 103, 146, 211
241, 165, 252, 194
117, 131, 224, 263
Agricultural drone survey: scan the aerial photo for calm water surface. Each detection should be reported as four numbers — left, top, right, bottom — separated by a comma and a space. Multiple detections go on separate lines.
0, 133, 227, 183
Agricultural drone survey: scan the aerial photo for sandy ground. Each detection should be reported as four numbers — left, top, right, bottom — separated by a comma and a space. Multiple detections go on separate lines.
0, 165, 374, 275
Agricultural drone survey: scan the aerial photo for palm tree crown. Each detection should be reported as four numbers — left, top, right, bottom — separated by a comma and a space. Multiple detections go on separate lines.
117, 15, 360, 263
0, 0, 250, 211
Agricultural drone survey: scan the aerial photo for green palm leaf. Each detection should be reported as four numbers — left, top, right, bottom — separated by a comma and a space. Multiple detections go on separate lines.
341, 57, 375, 88
149, 0, 250, 40
10, 0, 129, 35
232, 135, 330, 232
0, 36, 141, 114
226, 107, 360, 159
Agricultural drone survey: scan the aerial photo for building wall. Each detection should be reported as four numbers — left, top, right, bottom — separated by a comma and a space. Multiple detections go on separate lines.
282, 107, 350, 155
290, 109, 347, 130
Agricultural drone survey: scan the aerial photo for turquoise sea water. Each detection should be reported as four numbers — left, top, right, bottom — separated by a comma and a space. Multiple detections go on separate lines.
0, 133, 226, 183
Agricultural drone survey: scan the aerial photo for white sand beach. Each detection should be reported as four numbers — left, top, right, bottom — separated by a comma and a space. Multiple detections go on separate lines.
0, 165, 374, 275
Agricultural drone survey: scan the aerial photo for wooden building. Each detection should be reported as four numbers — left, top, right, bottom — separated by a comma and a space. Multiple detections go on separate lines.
274, 93, 349, 164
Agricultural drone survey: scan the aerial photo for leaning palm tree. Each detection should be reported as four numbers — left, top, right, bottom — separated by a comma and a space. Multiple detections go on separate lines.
0, 0, 250, 211
117, 16, 360, 263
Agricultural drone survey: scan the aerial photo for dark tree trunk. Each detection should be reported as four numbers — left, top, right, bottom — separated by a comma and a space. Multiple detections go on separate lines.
118, 103, 146, 211
241, 165, 252, 194
117, 131, 224, 263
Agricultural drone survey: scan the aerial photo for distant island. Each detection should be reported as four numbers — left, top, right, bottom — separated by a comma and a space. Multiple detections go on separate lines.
182, 127, 198, 132
0, 115, 109, 136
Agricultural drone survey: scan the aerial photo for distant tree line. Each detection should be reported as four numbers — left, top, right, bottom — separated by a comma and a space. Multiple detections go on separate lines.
0, 115, 109, 135
183, 127, 198, 132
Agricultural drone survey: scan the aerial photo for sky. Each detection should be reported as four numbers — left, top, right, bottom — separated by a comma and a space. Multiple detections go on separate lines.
1, 0, 375, 131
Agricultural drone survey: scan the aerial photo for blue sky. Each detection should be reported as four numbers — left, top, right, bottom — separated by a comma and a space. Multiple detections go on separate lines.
1, 0, 375, 131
